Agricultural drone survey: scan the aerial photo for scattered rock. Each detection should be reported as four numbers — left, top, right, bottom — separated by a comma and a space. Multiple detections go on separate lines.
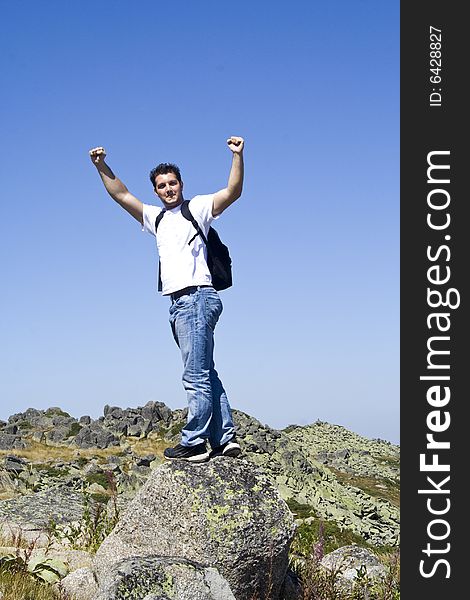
0, 403, 400, 548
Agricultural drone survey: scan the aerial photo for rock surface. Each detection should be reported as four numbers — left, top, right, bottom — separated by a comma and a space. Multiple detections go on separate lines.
96, 556, 235, 600
58, 567, 99, 600
94, 458, 296, 600
320, 544, 387, 589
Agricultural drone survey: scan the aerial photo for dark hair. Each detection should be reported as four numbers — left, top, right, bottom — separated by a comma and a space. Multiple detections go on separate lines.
149, 163, 182, 188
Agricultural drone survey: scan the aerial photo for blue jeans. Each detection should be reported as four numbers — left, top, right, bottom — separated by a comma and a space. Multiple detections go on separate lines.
169, 286, 235, 448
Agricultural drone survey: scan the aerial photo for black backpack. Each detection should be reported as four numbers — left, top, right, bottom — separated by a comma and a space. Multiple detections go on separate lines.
155, 200, 232, 292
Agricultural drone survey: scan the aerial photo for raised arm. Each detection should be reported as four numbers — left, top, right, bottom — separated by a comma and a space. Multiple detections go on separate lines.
89, 147, 143, 224
212, 136, 244, 217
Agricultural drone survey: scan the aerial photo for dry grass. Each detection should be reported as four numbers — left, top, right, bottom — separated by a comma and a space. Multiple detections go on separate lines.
0, 440, 128, 463
0, 492, 16, 501
0, 571, 61, 600
0, 528, 33, 549
127, 436, 167, 457
0, 435, 169, 464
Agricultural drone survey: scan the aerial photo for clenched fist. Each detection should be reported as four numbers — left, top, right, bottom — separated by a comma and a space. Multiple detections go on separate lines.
227, 136, 244, 154
89, 146, 107, 165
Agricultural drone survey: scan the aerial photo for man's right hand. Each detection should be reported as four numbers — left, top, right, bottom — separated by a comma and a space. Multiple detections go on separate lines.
89, 146, 107, 166
89, 146, 143, 224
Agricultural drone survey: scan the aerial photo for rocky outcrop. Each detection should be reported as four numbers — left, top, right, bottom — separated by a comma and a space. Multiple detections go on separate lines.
0, 402, 400, 547
234, 412, 399, 546
93, 459, 296, 600
285, 421, 399, 480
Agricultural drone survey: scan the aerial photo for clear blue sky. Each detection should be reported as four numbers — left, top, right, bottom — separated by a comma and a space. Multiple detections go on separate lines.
0, 1, 399, 443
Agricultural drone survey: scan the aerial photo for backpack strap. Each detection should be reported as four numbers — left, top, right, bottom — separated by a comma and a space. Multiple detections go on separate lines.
154, 209, 167, 292
155, 208, 166, 233
180, 200, 208, 246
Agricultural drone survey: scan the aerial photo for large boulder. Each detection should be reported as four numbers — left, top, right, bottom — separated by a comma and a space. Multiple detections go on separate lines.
94, 458, 296, 600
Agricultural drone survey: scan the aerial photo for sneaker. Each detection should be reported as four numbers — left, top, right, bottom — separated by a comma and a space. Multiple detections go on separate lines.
209, 436, 242, 459
163, 442, 209, 463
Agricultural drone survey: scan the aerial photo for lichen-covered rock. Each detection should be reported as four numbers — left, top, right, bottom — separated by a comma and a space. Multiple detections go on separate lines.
95, 556, 235, 600
320, 544, 387, 589
233, 411, 400, 547
94, 459, 296, 600
0, 486, 85, 527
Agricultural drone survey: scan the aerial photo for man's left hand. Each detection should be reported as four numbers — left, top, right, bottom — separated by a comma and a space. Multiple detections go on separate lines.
227, 136, 244, 154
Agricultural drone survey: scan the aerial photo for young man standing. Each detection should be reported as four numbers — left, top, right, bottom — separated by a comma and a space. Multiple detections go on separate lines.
89, 137, 244, 463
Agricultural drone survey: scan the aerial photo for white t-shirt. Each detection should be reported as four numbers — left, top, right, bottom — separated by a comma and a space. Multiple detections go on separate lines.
142, 194, 217, 295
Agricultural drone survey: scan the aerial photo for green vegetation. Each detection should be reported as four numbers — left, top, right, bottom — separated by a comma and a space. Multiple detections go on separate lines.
330, 468, 400, 507
289, 521, 400, 600
34, 464, 69, 478
292, 517, 375, 557
0, 570, 70, 600
0, 532, 69, 600
48, 474, 119, 553
85, 471, 112, 489
169, 422, 184, 436
45, 408, 71, 418
288, 499, 397, 559
76, 456, 88, 467
286, 499, 316, 519
66, 422, 83, 438
375, 454, 400, 469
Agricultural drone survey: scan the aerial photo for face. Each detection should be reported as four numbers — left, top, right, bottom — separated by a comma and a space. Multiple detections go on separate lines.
154, 172, 183, 208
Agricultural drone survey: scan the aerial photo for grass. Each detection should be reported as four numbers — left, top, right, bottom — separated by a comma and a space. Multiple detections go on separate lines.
375, 454, 400, 469
85, 472, 113, 489
44, 408, 71, 418
0, 492, 16, 501
33, 464, 69, 478
126, 436, 168, 457
329, 468, 400, 507
289, 521, 400, 600
0, 570, 70, 600
287, 499, 316, 519
66, 423, 83, 438
0, 528, 71, 600
0, 436, 168, 464
287, 500, 398, 556
292, 517, 379, 557
0, 440, 127, 463
0, 528, 32, 550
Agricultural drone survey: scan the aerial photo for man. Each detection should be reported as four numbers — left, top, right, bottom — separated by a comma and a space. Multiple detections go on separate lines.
89, 136, 244, 463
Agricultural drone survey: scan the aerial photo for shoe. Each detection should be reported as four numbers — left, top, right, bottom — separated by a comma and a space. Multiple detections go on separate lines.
209, 436, 242, 459
163, 442, 209, 463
